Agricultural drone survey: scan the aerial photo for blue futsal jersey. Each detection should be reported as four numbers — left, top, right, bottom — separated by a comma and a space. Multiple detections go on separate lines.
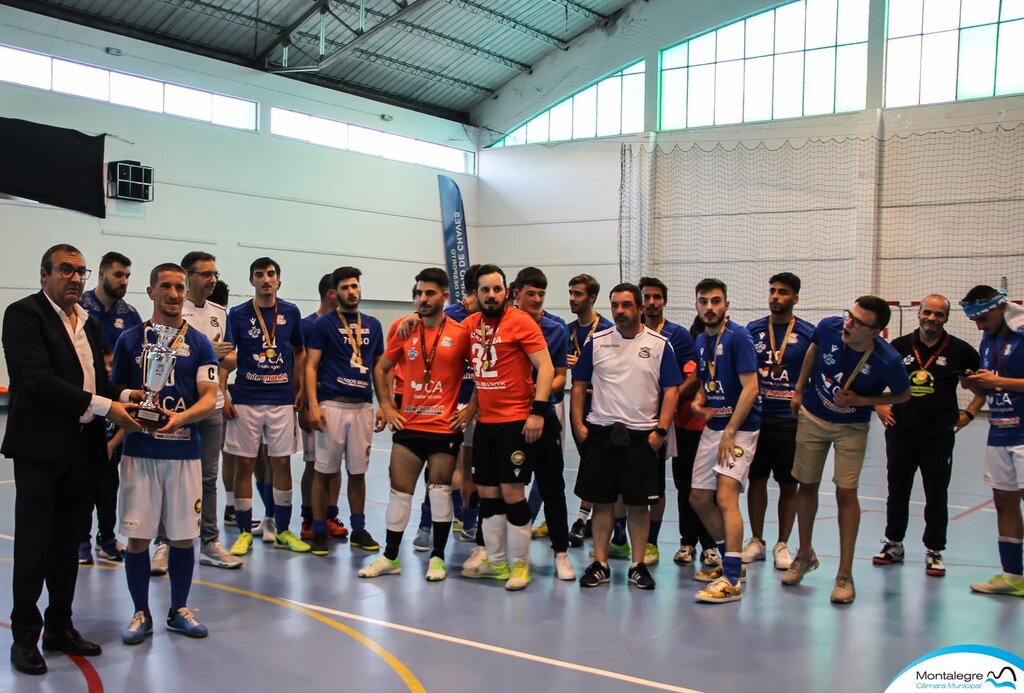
444, 302, 476, 404
568, 314, 613, 416
308, 310, 384, 403
803, 316, 910, 424
539, 315, 569, 413
80, 289, 142, 350
980, 327, 1024, 446
112, 324, 218, 460
225, 300, 305, 406
656, 319, 697, 369
695, 320, 761, 432
301, 312, 319, 344
747, 315, 816, 420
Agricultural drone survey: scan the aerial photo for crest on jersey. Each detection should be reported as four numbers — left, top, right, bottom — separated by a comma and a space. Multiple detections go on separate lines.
210, 317, 220, 328
638, 346, 651, 359
823, 353, 836, 366
276, 315, 287, 325
114, 318, 124, 329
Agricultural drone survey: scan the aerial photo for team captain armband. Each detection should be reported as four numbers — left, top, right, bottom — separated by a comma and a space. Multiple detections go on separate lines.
197, 364, 220, 386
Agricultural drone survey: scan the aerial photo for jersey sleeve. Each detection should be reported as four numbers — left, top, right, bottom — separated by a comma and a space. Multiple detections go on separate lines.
964, 342, 981, 372
111, 330, 133, 386
549, 324, 569, 368
659, 342, 684, 388
224, 309, 236, 344
308, 315, 328, 351
734, 330, 758, 374
371, 318, 384, 359
669, 328, 696, 367
288, 307, 305, 350
518, 314, 548, 355
573, 337, 595, 382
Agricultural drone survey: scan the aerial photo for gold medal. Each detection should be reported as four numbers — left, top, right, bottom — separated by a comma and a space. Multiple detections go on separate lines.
265, 347, 277, 359
339, 310, 363, 366
732, 446, 744, 459
252, 298, 279, 358
768, 318, 796, 378
708, 381, 719, 392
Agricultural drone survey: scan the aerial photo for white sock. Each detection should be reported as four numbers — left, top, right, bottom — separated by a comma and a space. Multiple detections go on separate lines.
226, 491, 235, 506
482, 514, 507, 565
507, 522, 532, 565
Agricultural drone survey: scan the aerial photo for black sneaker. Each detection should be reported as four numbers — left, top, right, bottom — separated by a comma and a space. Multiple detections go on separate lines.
584, 518, 593, 538
872, 539, 905, 565
350, 529, 380, 552
628, 563, 656, 590
223, 505, 236, 527
310, 533, 330, 557
579, 560, 611, 587
568, 520, 586, 548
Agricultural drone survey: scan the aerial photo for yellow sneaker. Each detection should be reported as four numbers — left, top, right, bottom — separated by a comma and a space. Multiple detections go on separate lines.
463, 560, 511, 580
505, 560, 531, 591
358, 555, 401, 578
229, 532, 253, 556
643, 543, 660, 565
274, 530, 311, 553
531, 521, 549, 539
696, 577, 743, 603
970, 573, 1024, 596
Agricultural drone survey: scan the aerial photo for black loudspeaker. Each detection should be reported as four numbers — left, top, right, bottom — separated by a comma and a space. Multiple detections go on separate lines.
106, 160, 153, 202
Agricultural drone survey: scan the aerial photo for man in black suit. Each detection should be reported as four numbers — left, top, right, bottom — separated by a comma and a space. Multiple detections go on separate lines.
2, 244, 140, 675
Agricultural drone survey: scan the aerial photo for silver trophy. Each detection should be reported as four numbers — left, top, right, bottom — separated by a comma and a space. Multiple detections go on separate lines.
135, 323, 179, 429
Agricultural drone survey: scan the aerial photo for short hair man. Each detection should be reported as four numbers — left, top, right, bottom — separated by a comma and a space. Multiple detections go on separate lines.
873, 295, 983, 577
572, 282, 681, 590
742, 272, 815, 570
304, 266, 385, 554
224, 258, 309, 556
113, 263, 219, 643
459, 264, 554, 591
784, 295, 911, 603
689, 279, 762, 604
959, 286, 1024, 596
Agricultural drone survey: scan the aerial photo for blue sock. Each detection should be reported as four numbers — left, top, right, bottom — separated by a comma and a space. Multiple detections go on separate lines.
351, 513, 366, 533
327, 505, 339, 521
419, 500, 432, 530
527, 483, 543, 520
723, 553, 743, 585
462, 508, 478, 531
648, 520, 663, 544
167, 546, 195, 612
612, 517, 627, 545
313, 520, 328, 536
717, 540, 727, 557
452, 489, 463, 522
259, 483, 275, 517
301, 505, 313, 522
274, 503, 293, 535
998, 537, 1024, 576
237, 508, 253, 534
124, 551, 151, 616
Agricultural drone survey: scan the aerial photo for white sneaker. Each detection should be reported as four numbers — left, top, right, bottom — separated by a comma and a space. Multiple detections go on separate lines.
425, 556, 447, 582
773, 541, 794, 570
462, 546, 488, 572
741, 537, 766, 563
554, 552, 576, 581
150, 543, 169, 576
261, 518, 277, 544
199, 541, 243, 569
250, 517, 263, 536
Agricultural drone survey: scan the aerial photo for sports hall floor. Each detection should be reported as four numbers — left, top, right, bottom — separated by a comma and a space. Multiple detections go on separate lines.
0, 415, 1018, 693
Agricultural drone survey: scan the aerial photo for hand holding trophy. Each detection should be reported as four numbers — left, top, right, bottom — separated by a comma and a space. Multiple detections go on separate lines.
135, 323, 181, 429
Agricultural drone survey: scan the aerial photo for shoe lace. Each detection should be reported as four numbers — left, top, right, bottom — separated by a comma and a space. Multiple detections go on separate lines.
129, 612, 147, 630
176, 608, 200, 627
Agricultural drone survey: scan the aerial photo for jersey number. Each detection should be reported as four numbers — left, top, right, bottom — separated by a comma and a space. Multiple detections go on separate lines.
471, 343, 498, 378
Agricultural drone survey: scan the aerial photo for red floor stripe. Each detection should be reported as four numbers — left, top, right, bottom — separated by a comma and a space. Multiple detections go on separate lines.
951, 497, 994, 521
1, 620, 104, 691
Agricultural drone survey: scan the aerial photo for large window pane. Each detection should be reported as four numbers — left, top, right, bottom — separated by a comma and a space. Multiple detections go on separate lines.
805, 0, 838, 49
837, 0, 869, 44
0, 46, 51, 89
888, 0, 923, 38
717, 22, 744, 62
776, 2, 806, 53
744, 56, 774, 121
995, 20, 1024, 95
919, 30, 958, 104
164, 84, 212, 121
835, 42, 867, 111
687, 64, 716, 126
690, 32, 716, 66
804, 47, 836, 115
526, 112, 549, 143
572, 85, 597, 138
348, 125, 383, 155
746, 12, 775, 57
380, 132, 416, 164
621, 72, 645, 133
662, 43, 687, 69
596, 76, 622, 136
309, 115, 347, 149
505, 124, 527, 146
1004, 0, 1024, 21
885, 36, 922, 106
270, 107, 310, 139
548, 99, 573, 141
109, 72, 163, 112
960, 0, 999, 27
212, 95, 256, 130
714, 60, 743, 124
52, 59, 109, 101
957, 24, 997, 99
773, 51, 804, 118
921, 0, 959, 33
660, 69, 687, 129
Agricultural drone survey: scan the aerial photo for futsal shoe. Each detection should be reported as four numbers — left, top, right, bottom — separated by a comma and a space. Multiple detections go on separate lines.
326, 517, 349, 538
781, 551, 820, 586
831, 575, 856, 604
590, 540, 631, 560
872, 539, 904, 565
568, 519, 586, 547
531, 521, 549, 539
741, 537, 766, 563
459, 526, 478, 542
350, 529, 381, 552
925, 550, 946, 577
230, 532, 254, 556
97, 539, 125, 562
643, 543, 660, 565
579, 561, 611, 587
628, 563, 656, 590
310, 534, 330, 556
78, 541, 94, 565
122, 611, 154, 645
412, 527, 431, 552
773, 542, 794, 570
695, 565, 746, 583
969, 573, 1024, 596
462, 560, 511, 581
223, 505, 236, 527
166, 607, 208, 638
505, 561, 531, 590
358, 556, 401, 578
261, 518, 277, 544
554, 552, 576, 580
700, 547, 722, 567
199, 541, 243, 569
250, 518, 263, 536
300, 520, 313, 540
274, 530, 311, 553
696, 577, 742, 603
425, 557, 447, 582
673, 545, 696, 565
462, 546, 488, 572
150, 543, 169, 576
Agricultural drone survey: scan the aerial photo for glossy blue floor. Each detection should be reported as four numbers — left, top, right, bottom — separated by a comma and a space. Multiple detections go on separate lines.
0, 416, 1018, 693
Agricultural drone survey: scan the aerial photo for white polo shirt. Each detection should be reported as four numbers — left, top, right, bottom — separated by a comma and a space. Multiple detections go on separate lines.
182, 298, 227, 409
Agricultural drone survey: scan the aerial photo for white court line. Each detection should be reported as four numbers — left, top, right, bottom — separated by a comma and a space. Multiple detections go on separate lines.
0, 533, 13, 541
288, 599, 704, 693
0, 480, 14, 485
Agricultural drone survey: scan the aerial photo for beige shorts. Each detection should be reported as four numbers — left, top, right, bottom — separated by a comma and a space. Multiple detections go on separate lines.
315, 400, 374, 475
792, 407, 869, 489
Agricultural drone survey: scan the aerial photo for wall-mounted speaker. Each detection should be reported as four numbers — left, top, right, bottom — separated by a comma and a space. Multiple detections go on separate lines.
107, 160, 153, 202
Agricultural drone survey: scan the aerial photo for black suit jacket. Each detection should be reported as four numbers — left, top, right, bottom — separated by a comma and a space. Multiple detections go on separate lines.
1, 290, 123, 462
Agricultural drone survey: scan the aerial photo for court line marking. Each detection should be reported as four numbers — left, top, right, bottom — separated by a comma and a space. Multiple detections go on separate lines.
286, 598, 704, 693
951, 498, 995, 521
1, 619, 104, 691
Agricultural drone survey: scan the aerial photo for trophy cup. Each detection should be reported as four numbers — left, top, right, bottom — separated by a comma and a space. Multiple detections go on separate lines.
135, 324, 180, 429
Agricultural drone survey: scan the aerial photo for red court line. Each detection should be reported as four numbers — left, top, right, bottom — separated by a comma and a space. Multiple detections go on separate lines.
1, 620, 104, 692
951, 498, 994, 521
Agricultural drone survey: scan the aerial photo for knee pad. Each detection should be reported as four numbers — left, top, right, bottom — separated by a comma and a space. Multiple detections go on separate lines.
384, 489, 413, 532
505, 499, 531, 527
478, 497, 506, 519
428, 484, 453, 523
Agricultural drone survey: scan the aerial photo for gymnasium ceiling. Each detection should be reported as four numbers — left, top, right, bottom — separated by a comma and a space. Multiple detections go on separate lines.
2, 0, 640, 123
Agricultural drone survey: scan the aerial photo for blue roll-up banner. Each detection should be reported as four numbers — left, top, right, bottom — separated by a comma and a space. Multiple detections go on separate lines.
438, 175, 470, 300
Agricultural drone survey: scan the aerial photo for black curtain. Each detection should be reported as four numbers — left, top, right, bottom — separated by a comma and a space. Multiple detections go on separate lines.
0, 117, 105, 218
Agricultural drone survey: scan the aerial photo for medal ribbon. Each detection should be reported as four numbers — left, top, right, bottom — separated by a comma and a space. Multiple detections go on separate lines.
419, 317, 446, 381
652, 318, 666, 334
768, 318, 796, 370
911, 332, 950, 372
478, 307, 506, 370
571, 313, 603, 356
252, 299, 278, 353
339, 310, 363, 365
841, 345, 874, 392
708, 317, 729, 384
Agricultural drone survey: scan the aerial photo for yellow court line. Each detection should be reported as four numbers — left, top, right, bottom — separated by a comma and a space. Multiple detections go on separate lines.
288, 598, 704, 693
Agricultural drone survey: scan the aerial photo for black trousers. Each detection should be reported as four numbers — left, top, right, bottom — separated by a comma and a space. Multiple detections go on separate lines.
883, 426, 955, 551
11, 436, 95, 646
529, 416, 570, 553
83, 447, 120, 545
672, 427, 716, 550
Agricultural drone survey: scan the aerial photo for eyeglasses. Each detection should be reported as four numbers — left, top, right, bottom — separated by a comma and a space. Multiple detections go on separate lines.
189, 270, 220, 280
843, 309, 878, 330
47, 264, 91, 280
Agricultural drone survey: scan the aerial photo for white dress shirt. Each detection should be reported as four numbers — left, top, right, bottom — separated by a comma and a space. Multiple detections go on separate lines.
44, 291, 113, 423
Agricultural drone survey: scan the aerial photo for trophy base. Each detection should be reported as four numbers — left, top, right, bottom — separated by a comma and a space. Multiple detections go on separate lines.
134, 408, 166, 430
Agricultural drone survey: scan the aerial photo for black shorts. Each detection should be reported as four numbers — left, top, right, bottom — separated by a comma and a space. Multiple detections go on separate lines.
749, 417, 798, 484
472, 421, 532, 486
392, 429, 461, 463
575, 424, 659, 506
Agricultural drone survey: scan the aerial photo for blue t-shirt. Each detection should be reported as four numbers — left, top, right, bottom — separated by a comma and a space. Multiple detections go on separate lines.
568, 314, 614, 416
657, 319, 697, 369
803, 316, 910, 424
980, 327, 1024, 446
301, 312, 319, 344
539, 315, 569, 412
542, 310, 567, 328
80, 289, 142, 351
747, 315, 816, 420
225, 300, 305, 406
695, 321, 761, 432
112, 324, 218, 460
444, 302, 476, 404
308, 310, 384, 403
